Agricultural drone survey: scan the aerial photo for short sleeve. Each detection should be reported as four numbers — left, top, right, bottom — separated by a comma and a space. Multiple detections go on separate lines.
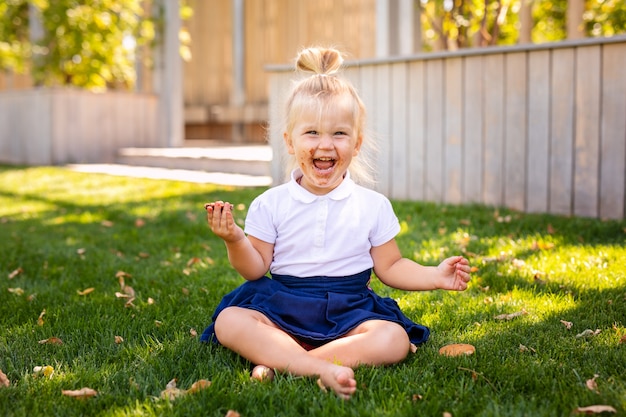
369, 197, 400, 247
243, 196, 277, 244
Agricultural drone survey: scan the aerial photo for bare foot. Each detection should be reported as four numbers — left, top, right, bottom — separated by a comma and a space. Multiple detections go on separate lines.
251, 365, 275, 382
318, 364, 357, 400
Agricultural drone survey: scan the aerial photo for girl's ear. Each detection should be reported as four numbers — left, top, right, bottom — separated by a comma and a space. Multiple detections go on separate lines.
284, 132, 295, 155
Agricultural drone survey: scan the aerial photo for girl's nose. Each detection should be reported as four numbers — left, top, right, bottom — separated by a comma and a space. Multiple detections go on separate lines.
319, 134, 333, 149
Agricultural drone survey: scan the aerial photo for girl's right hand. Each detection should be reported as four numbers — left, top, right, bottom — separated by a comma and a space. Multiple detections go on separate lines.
204, 201, 245, 243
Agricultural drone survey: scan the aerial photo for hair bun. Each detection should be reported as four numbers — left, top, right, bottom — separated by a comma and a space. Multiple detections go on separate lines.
295, 47, 343, 76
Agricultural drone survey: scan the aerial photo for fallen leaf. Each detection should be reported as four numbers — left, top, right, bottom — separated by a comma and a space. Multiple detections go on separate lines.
38, 337, 63, 345
8, 267, 23, 279
138, 252, 150, 258
519, 344, 536, 353
33, 365, 54, 378
574, 405, 617, 414
186, 257, 202, 267
62, 387, 98, 398
225, 411, 241, 417
576, 329, 601, 338
187, 379, 211, 393
116, 270, 131, 279
619, 335, 626, 344
37, 309, 46, 326
512, 259, 526, 268
494, 310, 527, 321
439, 343, 476, 357
560, 320, 573, 330
76, 248, 86, 255
443, 412, 453, 417
190, 328, 198, 337
316, 378, 327, 393
101, 220, 114, 227
147, 297, 155, 305
160, 378, 184, 400
8, 288, 24, 295
135, 218, 145, 227
77, 288, 95, 296
411, 393, 423, 402
115, 336, 124, 344
470, 266, 479, 273
547, 224, 555, 234
0, 369, 9, 387
586, 375, 599, 393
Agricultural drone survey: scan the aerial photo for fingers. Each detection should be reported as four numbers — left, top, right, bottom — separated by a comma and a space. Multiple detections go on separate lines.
205, 201, 235, 231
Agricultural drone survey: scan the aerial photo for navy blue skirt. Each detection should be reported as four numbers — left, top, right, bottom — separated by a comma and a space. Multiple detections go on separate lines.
200, 269, 430, 348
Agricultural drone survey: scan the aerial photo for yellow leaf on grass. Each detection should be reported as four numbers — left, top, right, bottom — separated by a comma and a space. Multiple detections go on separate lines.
8, 288, 24, 295
187, 379, 211, 393
77, 288, 95, 296
37, 309, 46, 326
33, 365, 54, 378
61, 387, 98, 398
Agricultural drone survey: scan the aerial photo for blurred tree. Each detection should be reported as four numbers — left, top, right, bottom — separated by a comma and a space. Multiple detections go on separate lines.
420, 0, 626, 50
0, 0, 156, 91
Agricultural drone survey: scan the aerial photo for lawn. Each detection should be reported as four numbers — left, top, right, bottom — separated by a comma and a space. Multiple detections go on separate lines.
0, 165, 624, 417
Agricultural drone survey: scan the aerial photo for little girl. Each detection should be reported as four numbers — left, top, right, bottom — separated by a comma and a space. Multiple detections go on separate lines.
200, 46, 471, 399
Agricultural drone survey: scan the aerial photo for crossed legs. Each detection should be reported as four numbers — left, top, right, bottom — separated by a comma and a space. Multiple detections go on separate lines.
213, 306, 411, 399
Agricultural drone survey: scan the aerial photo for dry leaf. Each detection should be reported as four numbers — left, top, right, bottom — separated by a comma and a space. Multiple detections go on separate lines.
619, 335, 626, 344
76, 248, 86, 255
439, 343, 475, 357
560, 320, 573, 330
190, 328, 198, 337
62, 387, 98, 398
116, 270, 131, 279
115, 336, 124, 344
495, 310, 527, 320
77, 288, 95, 296
37, 309, 46, 326
187, 379, 211, 393
0, 369, 10, 387
225, 411, 241, 417
33, 365, 54, 378
574, 405, 617, 414
576, 329, 601, 338
101, 220, 114, 227
519, 344, 536, 353
147, 297, 155, 305
38, 337, 63, 345
8, 288, 24, 295
586, 375, 599, 393
411, 393, 423, 402
443, 412, 453, 417
8, 267, 23, 279
160, 378, 184, 400
135, 218, 145, 227
316, 378, 328, 393
138, 252, 150, 258
186, 257, 201, 267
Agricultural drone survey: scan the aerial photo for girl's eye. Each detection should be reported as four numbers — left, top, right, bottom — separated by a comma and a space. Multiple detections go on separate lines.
334, 131, 347, 136
306, 130, 318, 135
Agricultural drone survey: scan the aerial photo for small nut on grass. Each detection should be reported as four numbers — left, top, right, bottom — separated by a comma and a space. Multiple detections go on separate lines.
438, 343, 476, 357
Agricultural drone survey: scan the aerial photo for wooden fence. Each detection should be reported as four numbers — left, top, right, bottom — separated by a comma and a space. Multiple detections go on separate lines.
268, 35, 626, 219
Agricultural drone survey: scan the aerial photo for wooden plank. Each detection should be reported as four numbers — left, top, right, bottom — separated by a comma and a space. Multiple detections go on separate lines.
574, 45, 601, 218
549, 48, 575, 216
357, 64, 378, 188
425, 59, 444, 203
372, 64, 392, 195
390, 62, 408, 198
444, 57, 463, 204
503, 52, 527, 212
599, 43, 626, 219
483, 54, 505, 207
463, 55, 484, 203
407, 60, 426, 201
526, 50, 550, 213
24, 91, 52, 165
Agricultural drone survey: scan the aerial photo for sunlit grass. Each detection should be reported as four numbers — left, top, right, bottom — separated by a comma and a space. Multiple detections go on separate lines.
1, 166, 625, 417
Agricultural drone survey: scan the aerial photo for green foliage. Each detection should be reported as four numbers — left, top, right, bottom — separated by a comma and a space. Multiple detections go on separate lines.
0, 0, 156, 91
0, 166, 625, 416
584, 0, 626, 37
0, 0, 30, 72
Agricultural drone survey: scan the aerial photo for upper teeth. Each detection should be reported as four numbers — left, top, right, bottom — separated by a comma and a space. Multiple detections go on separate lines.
317, 158, 333, 161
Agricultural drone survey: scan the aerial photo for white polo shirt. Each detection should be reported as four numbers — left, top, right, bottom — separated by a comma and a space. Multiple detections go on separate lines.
244, 169, 401, 277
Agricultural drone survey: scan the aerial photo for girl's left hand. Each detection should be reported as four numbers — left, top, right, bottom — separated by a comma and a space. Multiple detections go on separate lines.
437, 256, 472, 291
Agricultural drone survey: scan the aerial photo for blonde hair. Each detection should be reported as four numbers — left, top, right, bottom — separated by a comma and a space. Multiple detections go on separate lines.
279, 46, 377, 186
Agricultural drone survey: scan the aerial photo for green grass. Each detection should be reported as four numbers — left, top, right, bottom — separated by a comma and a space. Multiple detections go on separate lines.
1, 165, 625, 417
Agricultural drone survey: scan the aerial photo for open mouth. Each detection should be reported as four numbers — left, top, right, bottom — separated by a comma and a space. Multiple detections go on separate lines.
313, 157, 336, 172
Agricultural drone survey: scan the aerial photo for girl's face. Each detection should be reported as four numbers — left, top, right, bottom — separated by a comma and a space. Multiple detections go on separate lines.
284, 96, 362, 195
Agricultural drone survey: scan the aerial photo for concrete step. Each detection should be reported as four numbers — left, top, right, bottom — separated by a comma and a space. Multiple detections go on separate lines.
116, 142, 273, 177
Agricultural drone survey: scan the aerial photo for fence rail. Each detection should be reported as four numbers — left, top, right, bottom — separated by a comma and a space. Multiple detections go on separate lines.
268, 36, 626, 219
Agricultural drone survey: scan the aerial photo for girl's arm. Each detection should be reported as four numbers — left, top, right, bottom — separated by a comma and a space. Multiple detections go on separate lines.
370, 239, 471, 291
206, 201, 273, 280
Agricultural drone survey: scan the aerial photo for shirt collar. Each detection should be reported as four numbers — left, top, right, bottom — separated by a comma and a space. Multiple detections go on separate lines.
287, 169, 355, 203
